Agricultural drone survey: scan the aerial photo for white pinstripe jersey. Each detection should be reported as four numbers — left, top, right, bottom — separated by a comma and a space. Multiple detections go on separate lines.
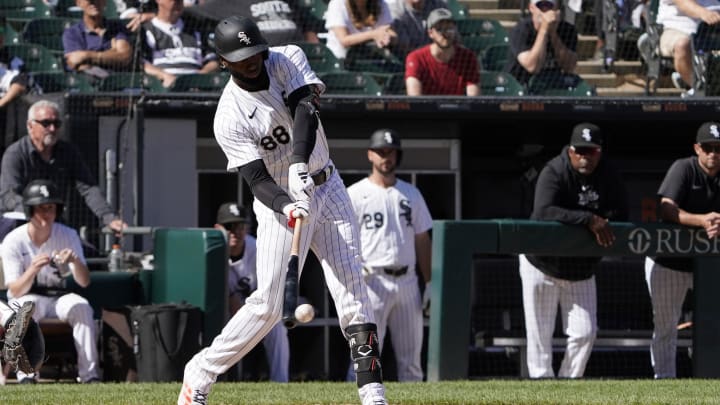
347, 178, 432, 268
1, 222, 87, 299
214, 45, 331, 192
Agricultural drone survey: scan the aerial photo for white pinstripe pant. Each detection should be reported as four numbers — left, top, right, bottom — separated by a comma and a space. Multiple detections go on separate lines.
644, 257, 693, 379
183, 172, 375, 392
518, 254, 597, 378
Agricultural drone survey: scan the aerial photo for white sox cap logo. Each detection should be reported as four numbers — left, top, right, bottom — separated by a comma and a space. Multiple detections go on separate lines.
39, 185, 50, 198
237, 32, 252, 45
229, 204, 240, 216
383, 132, 393, 144
711, 125, 720, 138
581, 128, 592, 142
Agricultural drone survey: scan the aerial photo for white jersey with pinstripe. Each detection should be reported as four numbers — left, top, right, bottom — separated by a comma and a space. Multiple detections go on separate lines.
2, 222, 86, 299
182, 45, 375, 393
346, 177, 432, 381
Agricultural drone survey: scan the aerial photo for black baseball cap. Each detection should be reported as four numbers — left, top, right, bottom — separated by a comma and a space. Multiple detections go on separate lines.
696, 122, 720, 144
570, 123, 603, 148
216, 202, 249, 225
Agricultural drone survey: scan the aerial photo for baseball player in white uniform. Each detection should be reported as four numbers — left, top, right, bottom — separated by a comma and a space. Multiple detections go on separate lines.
214, 202, 289, 383
1, 179, 99, 384
178, 16, 387, 405
346, 129, 432, 382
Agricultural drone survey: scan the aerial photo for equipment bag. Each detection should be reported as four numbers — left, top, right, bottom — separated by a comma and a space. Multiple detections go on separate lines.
130, 303, 203, 382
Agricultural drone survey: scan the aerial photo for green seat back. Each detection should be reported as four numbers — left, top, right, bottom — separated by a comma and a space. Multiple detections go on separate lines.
382, 72, 406, 95
22, 17, 76, 54
458, 19, 509, 53
479, 70, 525, 96
319, 71, 383, 96
294, 41, 344, 74
481, 43, 510, 72
528, 73, 596, 96
0, 43, 62, 72
99, 72, 166, 93
170, 72, 230, 93
32, 71, 95, 93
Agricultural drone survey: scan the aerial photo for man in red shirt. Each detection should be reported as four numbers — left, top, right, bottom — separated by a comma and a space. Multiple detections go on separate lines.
405, 8, 480, 96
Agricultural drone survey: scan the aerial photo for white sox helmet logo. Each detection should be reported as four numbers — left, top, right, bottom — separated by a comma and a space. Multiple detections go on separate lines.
39, 185, 50, 198
237, 32, 252, 45
229, 204, 240, 216
711, 125, 720, 138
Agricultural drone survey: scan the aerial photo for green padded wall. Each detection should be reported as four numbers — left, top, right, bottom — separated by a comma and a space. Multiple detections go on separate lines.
152, 228, 228, 346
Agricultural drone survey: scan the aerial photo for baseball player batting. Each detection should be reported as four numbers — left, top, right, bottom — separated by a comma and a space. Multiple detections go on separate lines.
346, 129, 433, 382
178, 16, 387, 405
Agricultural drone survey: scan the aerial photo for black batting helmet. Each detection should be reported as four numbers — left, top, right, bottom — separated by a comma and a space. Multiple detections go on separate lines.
369, 128, 403, 165
214, 16, 269, 63
22, 179, 64, 219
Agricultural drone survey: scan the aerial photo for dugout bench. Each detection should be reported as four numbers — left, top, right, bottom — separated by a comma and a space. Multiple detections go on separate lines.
428, 220, 720, 381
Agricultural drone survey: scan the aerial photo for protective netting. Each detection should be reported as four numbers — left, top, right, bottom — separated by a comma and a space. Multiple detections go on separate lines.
2, 0, 720, 99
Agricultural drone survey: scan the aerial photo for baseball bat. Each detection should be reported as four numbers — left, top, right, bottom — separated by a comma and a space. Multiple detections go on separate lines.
282, 217, 303, 328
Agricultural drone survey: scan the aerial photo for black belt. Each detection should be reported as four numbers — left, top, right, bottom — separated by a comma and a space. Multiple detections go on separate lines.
311, 165, 334, 186
382, 266, 408, 277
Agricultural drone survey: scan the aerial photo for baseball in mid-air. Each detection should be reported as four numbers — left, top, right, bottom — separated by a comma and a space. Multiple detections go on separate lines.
294, 304, 315, 323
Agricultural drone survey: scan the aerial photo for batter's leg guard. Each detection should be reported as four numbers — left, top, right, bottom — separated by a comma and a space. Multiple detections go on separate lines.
346, 323, 383, 388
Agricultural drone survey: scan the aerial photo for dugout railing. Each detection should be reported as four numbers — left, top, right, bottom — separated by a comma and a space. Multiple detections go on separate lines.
428, 219, 720, 381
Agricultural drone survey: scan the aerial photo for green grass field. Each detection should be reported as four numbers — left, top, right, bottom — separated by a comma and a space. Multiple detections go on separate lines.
3, 380, 720, 404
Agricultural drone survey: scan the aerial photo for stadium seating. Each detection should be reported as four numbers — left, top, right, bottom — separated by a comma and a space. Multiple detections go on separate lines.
318, 71, 383, 96
528, 72, 597, 96
98, 72, 166, 93
0, 43, 63, 73
457, 19, 509, 53
480, 43, 510, 72
22, 17, 76, 56
447, 0, 470, 20
55, 0, 118, 19
294, 41, 344, 74
690, 22, 720, 96
170, 72, 230, 93
3, 22, 22, 45
344, 44, 404, 75
479, 70, 525, 96
637, 0, 674, 95
382, 72, 406, 95
1, 0, 52, 25
32, 71, 95, 93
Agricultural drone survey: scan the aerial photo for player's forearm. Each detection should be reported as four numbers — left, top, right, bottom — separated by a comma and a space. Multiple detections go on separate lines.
240, 159, 293, 213
71, 260, 91, 288
288, 86, 319, 164
415, 232, 432, 282
7, 268, 39, 298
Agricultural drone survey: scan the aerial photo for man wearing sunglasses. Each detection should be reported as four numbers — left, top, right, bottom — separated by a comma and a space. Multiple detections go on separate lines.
645, 122, 720, 378
0, 99, 126, 234
506, 0, 578, 86
519, 123, 628, 378
213, 202, 289, 383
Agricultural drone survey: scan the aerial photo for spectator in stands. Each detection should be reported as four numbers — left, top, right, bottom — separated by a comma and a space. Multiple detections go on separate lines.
2, 179, 99, 384
506, 0, 578, 86
214, 202, 289, 382
324, 0, 397, 60
63, 0, 134, 78
118, 0, 159, 32
0, 100, 126, 234
405, 8, 480, 95
657, 0, 720, 96
389, 0, 446, 60
645, 122, 720, 378
140, 0, 219, 88
519, 123, 628, 379
0, 25, 29, 111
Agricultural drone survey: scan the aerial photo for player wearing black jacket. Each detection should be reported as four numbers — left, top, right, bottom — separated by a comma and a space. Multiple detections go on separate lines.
519, 122, 628, 378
